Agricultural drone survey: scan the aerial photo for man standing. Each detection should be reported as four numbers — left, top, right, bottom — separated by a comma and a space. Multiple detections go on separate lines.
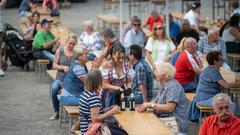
32, 18, 59, 62
0, 0, 6, 77
198, 28, 230, 69
174, 37, 202, 92
199, 93, 240, 135
128, 45, 153, 103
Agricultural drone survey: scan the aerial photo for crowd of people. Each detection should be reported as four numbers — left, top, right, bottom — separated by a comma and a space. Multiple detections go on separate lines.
0, 0, 240, 135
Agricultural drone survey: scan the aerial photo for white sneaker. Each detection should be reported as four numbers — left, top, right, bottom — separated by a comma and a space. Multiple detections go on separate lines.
0, 69, 5, 77
49, 113, 59, 121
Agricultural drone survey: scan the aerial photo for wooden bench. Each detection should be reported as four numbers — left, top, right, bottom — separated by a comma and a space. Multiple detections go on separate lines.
185, 93, 195, 102
46, 70, 57, 92
60, 105, 79, 135
196, 104, 213, 126
75, 131, 81, 135
37, 59, 50, 81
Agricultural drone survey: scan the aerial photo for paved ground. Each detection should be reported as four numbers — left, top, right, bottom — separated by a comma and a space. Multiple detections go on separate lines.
0, 0, 225, 135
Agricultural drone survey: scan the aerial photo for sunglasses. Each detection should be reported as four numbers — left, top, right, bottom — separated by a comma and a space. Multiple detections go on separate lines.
154, 27, 163, 30
133, 23, 141, 27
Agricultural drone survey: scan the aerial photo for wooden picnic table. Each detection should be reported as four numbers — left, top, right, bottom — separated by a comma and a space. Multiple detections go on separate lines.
114, 110, 174, 135
96, 14, 126, 29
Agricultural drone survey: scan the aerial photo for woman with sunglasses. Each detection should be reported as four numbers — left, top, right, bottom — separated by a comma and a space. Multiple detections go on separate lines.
49, 33, 77, 120
145, 23, 176, 71
123, 18, 146, 55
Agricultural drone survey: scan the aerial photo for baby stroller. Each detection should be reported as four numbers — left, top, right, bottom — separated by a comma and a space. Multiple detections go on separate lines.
3, 23, 33, 71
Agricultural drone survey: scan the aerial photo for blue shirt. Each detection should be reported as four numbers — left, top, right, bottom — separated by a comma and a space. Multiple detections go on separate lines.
155, 79, 188, 132
132, 59, 153, 101
62, 60, 88, 97
79, 91, 103, 134
195, 66, 223, 102
169, 21, 181, 38
124, 29, 145, 49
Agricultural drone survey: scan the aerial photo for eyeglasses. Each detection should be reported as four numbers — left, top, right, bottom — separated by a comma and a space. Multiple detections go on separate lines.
154, 27, 163, 30
133, 23, 141, 27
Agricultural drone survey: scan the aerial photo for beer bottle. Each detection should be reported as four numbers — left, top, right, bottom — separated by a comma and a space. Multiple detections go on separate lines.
130, 93, 135, 111
120, 92, 125, 111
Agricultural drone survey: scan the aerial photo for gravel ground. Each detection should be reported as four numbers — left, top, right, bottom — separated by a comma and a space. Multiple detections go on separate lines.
0, 0, 223, 135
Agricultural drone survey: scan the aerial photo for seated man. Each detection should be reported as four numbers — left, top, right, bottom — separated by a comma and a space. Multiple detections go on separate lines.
124, 18, 145, 55
128, 45, 153, 103
198, 28, 230, 69
18, 0, 36, 16
199, 93, 240, 135
32, 18, 59, 62
174, 37, 203, 92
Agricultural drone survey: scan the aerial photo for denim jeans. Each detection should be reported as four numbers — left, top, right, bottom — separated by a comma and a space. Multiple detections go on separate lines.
182, 82, 198, 92
19, 11, 28, 16
51, 80, 61, 113
42, 50, 54, 62
60, 88, 79, 106
33, 50, 54, 62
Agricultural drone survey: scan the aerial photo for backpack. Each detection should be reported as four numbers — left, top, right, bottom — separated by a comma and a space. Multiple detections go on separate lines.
50, 9, 60, 17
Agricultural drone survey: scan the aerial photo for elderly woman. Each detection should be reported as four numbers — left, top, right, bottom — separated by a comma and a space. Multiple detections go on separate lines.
101, 44, 134, 108
138, 63, 188, 134
195, 51, 230, 106
79, 20, 103, 57
79, 69, 120, 134
49, 33, 77, 120
145, 23, 176, 70
59, 46, 89, 106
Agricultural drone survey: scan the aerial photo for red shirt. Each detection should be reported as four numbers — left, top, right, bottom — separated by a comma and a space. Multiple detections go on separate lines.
145, 16, 164, 31
174, 51, 195, 85
199, 114, 240, 135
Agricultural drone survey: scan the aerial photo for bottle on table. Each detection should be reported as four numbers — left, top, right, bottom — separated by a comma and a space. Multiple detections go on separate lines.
120, 92, 125, 111
130, 93, 135, 111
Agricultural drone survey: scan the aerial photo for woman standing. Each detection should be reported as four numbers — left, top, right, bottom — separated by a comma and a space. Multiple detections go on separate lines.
49, 33, 77, 120
145, 23, 176, 71
101, 44, 134, 108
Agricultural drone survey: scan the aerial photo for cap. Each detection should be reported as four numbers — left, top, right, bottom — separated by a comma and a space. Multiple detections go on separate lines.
41, 18, 53, 25
102, 28, 115, 38
192, 2, 201, 9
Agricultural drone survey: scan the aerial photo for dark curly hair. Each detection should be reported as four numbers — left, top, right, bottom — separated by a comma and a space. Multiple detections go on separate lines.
206, 51, 222, 65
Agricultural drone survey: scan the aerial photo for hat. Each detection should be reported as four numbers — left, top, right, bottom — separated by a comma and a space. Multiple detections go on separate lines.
192, 2, 201, 9
41, 18, 53, 25
102, 29, 115, 38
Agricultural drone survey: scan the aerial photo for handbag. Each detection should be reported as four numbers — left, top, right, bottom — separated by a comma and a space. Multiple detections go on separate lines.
84, 123, 111, 135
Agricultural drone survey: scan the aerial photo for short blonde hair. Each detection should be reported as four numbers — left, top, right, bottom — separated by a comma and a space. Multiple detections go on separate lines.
73, 45, 86, 59
156, 63, 176, 81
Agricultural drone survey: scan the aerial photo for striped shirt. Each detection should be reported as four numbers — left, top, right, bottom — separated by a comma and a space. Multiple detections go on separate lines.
79, 91, 102, 134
